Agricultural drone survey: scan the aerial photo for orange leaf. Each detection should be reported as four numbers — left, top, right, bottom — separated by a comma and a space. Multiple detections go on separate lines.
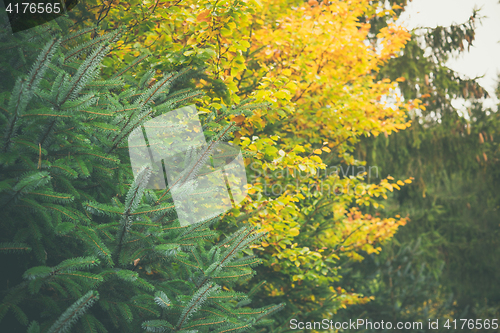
197, 10, 210, 23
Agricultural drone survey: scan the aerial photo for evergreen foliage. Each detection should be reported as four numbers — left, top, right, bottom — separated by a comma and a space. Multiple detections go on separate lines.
0, 16, 283, 333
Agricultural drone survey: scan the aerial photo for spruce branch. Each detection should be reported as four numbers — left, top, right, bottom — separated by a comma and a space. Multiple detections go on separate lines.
63, 31, 117, 63
57, 36, 112, 106
252, 303, 285, 324
27, 321, 40, 333
0, 242, 32, 253
139, 69, 156, 90
60, 26, 99, 45
142, 319, 174, 332
46, 290, 99, 333
176, 283, 220, 330
154, 291, 171, 309
139, 71, 177, 107
113, 165, 152, 265
27, 37, 61, 90
0, 171, 51, 209
2, 37, 61, 151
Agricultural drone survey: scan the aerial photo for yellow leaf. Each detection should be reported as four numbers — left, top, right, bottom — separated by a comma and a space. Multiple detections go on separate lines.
289, 228, 300, 236
397, 180, 404, 186
313, 149, 322, 154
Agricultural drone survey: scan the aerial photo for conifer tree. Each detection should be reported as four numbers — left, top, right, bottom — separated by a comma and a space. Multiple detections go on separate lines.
0, 15, 283, 333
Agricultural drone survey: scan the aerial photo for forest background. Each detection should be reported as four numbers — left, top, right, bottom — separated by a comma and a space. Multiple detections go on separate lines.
0, 0, 499, 332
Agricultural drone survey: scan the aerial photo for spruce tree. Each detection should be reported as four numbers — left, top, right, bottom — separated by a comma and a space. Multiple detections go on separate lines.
0, 15, 283, 333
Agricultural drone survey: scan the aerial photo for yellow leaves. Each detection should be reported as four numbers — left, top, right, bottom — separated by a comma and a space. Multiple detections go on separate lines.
394, 123, 408, 130
186, 37, 197, 45
274, 89, 290, 100
289, 228, 300, 236
183, 0, 415, 310
376, 23, 411, 62
293, 145, 305, 153
221, 27, 232, 37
